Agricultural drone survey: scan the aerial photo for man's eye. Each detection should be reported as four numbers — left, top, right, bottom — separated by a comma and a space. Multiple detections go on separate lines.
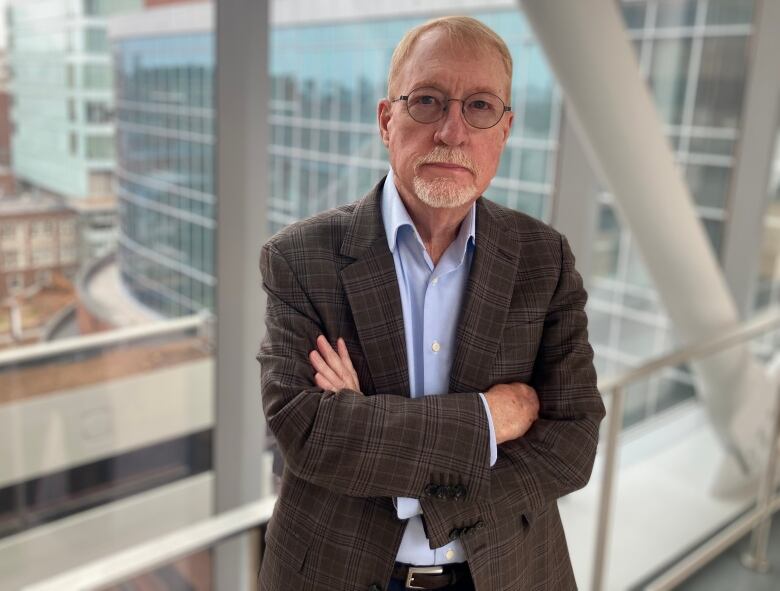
469, 100, 493, 111
418, 95, 438, 105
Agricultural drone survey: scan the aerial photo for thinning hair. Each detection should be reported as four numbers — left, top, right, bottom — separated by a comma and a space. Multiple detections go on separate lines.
387, 16, 513, 100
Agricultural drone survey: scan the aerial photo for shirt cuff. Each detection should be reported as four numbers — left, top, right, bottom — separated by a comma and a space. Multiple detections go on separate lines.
396, 497, 423, 519
478, 392, 498, 467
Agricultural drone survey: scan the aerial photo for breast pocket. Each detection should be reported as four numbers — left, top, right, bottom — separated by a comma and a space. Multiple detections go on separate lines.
489, 312, 545, 382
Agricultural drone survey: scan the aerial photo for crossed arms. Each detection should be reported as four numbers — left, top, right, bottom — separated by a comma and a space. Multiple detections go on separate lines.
258, 233, 604, 547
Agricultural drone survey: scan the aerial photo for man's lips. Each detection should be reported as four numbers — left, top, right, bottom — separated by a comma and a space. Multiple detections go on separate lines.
422, 162, 472, 173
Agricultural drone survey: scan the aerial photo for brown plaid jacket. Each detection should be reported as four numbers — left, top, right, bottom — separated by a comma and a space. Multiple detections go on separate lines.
257, 178, 605, 591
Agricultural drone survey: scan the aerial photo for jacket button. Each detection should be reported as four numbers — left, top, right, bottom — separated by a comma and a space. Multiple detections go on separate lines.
475, 520, 485, 529
453, 484, 466, 499
448, 528, 461, 541
368, 585, 382, 591
424, 484, 438, 497
436, 486, 448, 500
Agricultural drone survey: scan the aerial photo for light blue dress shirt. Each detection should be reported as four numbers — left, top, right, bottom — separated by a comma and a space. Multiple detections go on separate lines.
381, 169, 498, 566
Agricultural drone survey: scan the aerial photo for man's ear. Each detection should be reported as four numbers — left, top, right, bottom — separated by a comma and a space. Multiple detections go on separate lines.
501, 111, 514, 146
377, 98, 392, 147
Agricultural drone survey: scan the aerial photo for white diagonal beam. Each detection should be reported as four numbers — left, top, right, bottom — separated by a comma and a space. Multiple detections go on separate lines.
516, 0, 774, 479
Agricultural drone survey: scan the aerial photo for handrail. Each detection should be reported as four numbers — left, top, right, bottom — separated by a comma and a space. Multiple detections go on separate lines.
591, 307, 780, 591
0, 311, 210, 369
597, 308, 780, 393
21, 496, 277, 591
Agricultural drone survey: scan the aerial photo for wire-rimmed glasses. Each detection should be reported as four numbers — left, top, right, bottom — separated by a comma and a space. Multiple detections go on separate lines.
392, 86, 511, 129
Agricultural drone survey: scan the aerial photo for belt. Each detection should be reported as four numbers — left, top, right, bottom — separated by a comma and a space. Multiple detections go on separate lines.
390, 562, 470, 590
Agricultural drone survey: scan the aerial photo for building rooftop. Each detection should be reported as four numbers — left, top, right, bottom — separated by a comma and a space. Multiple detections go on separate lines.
0, 194, 72, 217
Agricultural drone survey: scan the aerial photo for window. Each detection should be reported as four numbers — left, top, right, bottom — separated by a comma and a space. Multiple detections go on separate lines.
2, 249, 20, 270
86, 102, 113, 124
59, 219, 76, 237
85, 28, 108, 53
86, 136, 115, 159
83, 64, 112, 90
6, 272, 23, 293
32, 247, 55, 267
0, 222, 16, 240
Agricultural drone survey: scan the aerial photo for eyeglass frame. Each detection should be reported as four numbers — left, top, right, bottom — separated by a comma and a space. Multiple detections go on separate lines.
391, 86, 512, 130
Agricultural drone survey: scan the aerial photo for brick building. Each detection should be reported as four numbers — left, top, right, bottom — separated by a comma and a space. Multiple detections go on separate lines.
0, 196, 79, 299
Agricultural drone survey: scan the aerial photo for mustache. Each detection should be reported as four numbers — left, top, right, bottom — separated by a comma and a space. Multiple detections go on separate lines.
413, 147, 478, 176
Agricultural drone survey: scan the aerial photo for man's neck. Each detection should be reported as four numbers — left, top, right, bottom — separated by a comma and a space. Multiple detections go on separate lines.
397, 189, 473, 266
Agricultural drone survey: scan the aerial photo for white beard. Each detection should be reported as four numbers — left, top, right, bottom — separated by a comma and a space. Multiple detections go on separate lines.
411, 146, 480, 209
412, 175, 478, 209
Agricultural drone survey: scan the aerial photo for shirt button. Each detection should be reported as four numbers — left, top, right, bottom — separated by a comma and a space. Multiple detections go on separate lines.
431, 277, 439, 285
431, 340, 441, 352
446, 549, 454, 560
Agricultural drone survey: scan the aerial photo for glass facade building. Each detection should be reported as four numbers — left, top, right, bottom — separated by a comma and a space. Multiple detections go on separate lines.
114, 31, 215, 316
8, 0, 143, 199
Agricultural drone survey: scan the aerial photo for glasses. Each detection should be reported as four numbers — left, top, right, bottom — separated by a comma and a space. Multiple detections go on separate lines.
392, 86, 511, 129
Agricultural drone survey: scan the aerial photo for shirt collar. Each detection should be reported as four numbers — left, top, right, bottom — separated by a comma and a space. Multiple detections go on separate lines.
381, 168, 476, 257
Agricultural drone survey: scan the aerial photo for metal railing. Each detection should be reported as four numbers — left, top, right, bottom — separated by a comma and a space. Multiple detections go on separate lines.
21, 497, 278, 591
0, 311, 211, 370
591, 308, 780, 591
11, 309, 780, 591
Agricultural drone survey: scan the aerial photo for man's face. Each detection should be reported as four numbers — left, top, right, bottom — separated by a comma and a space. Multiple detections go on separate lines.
378, 30, 513, 210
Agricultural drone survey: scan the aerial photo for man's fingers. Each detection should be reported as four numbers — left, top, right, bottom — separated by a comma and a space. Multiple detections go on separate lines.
317, 335, 350, 381
309, 349, 343, 389
337, 338, 360, 390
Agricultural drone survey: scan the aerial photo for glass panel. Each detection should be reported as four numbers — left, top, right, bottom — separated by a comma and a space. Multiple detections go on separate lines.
600, 325, 780, 590
648, 38, 692, 125
621, 2, 647, 29
706, 0, 755, 25
693, 36, 749, 129
1, 2, 216, 588
685, 163, 731, 209
655, 0, 699, 28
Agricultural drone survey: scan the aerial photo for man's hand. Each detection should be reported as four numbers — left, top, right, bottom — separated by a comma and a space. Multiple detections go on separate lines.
484, 383, 539, 444
309, 335, 362, 393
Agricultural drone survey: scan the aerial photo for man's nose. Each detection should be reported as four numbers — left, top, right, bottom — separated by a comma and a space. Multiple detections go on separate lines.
433, 100, 469, 146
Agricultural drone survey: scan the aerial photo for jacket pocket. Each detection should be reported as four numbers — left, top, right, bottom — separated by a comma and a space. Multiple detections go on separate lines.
264, 513, 312, 572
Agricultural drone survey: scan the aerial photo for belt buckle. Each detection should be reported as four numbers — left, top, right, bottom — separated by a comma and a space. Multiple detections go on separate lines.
405, 565, 445, 590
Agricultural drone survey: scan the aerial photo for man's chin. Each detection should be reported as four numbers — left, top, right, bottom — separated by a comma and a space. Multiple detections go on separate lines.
413, 177, 477, 209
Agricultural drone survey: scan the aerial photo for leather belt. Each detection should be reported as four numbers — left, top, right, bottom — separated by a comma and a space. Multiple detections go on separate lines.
390, 562, 469, 590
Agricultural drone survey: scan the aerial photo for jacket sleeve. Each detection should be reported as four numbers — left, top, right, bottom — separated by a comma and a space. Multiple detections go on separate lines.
418, 235, 605, 545
257, 239, 493, 501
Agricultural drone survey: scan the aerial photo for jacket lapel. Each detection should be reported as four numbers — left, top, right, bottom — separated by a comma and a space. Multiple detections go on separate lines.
449, 198, 521, 393
340, 179, 411, 398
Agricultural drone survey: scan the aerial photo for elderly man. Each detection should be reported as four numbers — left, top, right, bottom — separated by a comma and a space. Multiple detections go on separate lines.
258, 16, 604, 591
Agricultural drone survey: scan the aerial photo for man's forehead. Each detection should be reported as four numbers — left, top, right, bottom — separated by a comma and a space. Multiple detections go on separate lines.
400, 39, 507, 94
397, 30, 509, 96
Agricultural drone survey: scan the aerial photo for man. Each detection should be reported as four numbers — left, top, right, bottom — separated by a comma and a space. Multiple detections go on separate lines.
258, 16, 604, 591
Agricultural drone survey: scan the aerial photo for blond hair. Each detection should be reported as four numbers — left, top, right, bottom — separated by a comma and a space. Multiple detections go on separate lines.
387, 16, 513, 100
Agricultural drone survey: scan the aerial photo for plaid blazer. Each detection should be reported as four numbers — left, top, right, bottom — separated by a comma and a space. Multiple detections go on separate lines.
257, 177, 605, 591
